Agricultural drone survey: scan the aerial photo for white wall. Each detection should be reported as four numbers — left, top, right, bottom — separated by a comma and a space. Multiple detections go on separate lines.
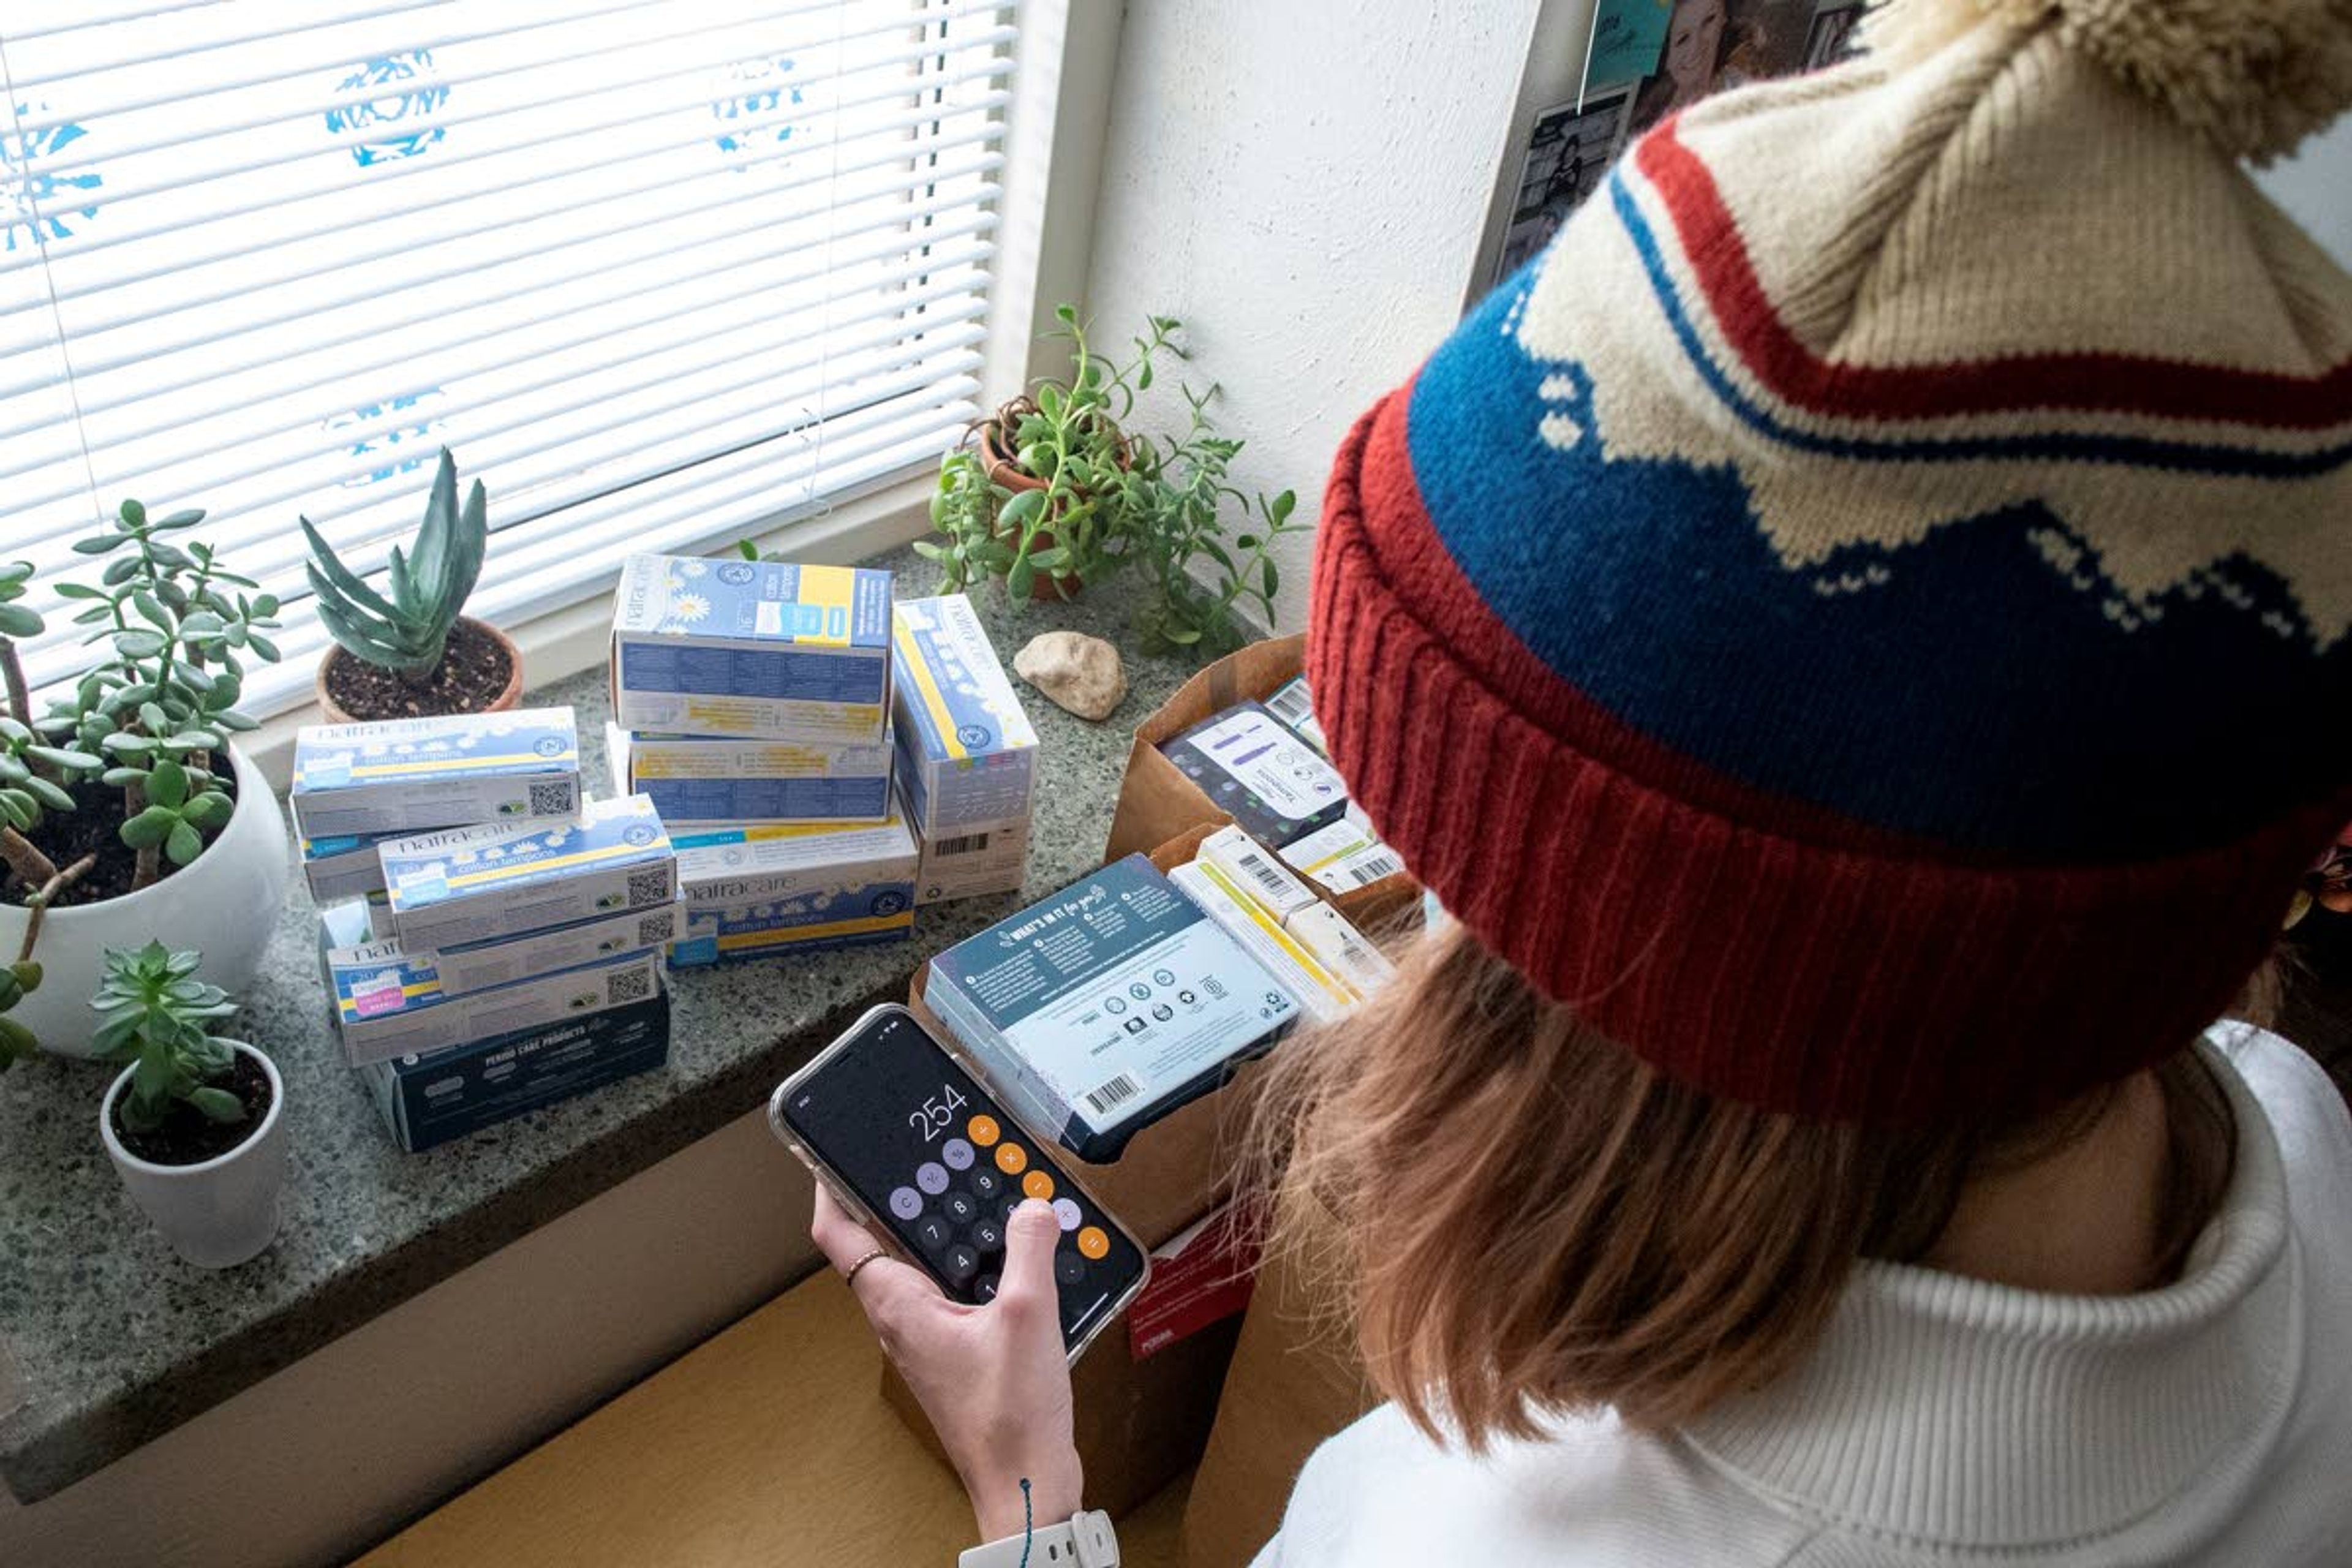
2255, 118, 2352, 270
1082, 0, 1545, 635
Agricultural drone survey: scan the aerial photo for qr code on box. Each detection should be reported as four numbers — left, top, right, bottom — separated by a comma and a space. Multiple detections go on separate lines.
626, 868, 671, 907
637, 911, 675, 946
527, 780, 577, 816
606, 966, 654, 1005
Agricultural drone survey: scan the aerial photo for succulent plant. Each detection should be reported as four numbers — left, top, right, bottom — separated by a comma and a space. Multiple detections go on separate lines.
91, 941, 250, 1131
303, 447, 487, 683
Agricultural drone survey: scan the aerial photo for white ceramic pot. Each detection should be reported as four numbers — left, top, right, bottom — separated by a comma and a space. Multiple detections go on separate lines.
0, 744, 290, 1057
100, 1042, 287, 1268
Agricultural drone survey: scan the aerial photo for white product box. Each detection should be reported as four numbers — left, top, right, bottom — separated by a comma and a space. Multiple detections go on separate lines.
298, 827, 404, 903
926, 855, 1301, 1160
1263, 676, 1329, 756
666, 883, 916, 968
289, 708, 581, 837
671, 810, 918, 910
1274, 810, 1407, 896
380, 794, 678, 951
1197, 825, 1318, 923
609, 553, 892, 742
913, 817, 1031, 907
1284, 902, 1396, 997
324, 942, 663, 1068
605, 722, 894, 828
428, 899, 684, 995
890, 594, 1038, 839
1169, 860, 1359, 1027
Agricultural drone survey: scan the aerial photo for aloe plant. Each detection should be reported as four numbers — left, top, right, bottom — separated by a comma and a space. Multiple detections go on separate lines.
302, 447, 487, 684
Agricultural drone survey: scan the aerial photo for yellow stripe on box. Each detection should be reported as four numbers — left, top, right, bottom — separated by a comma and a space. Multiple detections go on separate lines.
442, 839, 653, 889
342, 750, 575, 779
892, 620, 967, 762
1195, 861, 1357, 1008
1297, 832, 1378, 877
713, 911, 916, 951
794, 565, 858, 650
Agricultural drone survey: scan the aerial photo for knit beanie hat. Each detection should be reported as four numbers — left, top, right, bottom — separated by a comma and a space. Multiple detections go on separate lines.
1308, 0, 2352, 1122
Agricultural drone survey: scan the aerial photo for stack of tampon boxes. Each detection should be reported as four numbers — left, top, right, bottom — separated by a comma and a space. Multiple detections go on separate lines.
295, 709, 679, 1152
606, 552, 1038, 968
296, 551, 1039, 1152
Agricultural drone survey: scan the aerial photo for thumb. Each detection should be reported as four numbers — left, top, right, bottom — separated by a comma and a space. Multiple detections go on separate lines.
997, 1198, 1064, 1311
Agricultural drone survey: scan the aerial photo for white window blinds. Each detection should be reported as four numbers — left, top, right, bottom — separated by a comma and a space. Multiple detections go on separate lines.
1, 0, 1017, 709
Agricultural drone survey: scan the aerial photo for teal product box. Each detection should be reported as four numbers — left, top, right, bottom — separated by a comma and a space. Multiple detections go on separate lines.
673, 809, 918, 910
926, 854, 1300, 1161
380, 794, 678, 951
605, 722, 894, 829
360, 993, 671, 1154
666, 884, 915, 968
323, 941, 663, 1067
299, 827, 404, 903
609, 553, 892, 742
289, 708, 581, 837
1158, 700, 1348, 850
889, 594, 1038, 839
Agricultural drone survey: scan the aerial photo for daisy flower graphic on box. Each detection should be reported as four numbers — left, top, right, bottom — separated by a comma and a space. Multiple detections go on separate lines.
669, 592, 712, 624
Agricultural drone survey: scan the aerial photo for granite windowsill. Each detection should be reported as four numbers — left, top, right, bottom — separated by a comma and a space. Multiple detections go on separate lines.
0, 547, 1198, 1504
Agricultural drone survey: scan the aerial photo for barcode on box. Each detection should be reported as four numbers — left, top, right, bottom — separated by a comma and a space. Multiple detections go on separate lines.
1265, 679, 1315, 729
636, 912, 673, 946
626, 868, 671, 907
1345, 851, 1404, 887
527, 780, 577, 816
1084, 1072, 1143, 1115
1232, 845, 1292, 900
606, 966, 654, 1005
935, 832, 990, 857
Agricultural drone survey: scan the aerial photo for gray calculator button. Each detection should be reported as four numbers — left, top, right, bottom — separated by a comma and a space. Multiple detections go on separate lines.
916, 1161, 951, 1195
941, 1137, 975, 1171
944, 1244, 979, 1283
1054, 1250, 1087, 1284
888, 1186, 923, 1221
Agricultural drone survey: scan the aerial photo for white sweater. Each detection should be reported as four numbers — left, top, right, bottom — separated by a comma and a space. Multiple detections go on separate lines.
1251, 1026, 2352, 1566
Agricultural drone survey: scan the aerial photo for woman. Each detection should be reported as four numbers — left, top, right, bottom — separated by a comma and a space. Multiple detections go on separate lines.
816, 1, 2352, 1562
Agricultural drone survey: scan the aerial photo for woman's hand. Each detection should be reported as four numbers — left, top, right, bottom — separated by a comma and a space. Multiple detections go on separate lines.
812, 1183, 1083, 1542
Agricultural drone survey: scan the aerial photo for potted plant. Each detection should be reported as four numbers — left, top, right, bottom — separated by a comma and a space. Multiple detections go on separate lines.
922, 306, 1303, 655
303, 447, 518, 722
93, 942, 286, 1268
0, 503, 290, 1056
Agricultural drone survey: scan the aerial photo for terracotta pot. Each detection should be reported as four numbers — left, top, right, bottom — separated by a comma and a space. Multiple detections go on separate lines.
979, 418, 1083, 603
313, 614, 525, 724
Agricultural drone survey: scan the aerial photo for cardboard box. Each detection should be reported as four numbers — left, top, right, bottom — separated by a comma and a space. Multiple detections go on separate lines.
890, 594, 1038, 839
380, 794, 678, 951
360, 992, 671, 1153
290, 707, 582, 837
672, 810, 919, 910
325, 941, 664, 1067
609, 553, 892, 741
1103, 633, 1419, 931
1183, 1190, 1378, 1568
298, 827, 402, 903
606, 722, 894, 829
925, 854, 1299, 1161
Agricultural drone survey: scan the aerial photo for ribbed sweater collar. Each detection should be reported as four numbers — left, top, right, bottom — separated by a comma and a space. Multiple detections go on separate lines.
1683, 1042, 2302, 1551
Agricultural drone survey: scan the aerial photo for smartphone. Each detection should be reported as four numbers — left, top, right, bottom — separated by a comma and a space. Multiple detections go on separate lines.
769, 1003, 1151, 1361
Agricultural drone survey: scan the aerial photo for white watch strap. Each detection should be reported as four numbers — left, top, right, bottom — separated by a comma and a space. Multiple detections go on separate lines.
957, 1509, 1118, 1568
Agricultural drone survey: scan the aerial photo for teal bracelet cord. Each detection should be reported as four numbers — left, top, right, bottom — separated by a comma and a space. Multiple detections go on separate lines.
1017, 1478, 1034, 1568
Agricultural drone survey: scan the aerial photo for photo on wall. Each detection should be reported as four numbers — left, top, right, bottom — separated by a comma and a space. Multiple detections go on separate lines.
1491, 85, 1634, 285
1627, 0, 1820, 134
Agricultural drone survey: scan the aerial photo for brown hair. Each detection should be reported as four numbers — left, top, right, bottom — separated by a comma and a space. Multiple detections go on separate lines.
1246, 918, 2240, 1451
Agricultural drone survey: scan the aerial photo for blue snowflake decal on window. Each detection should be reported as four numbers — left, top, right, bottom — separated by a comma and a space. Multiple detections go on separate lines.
326, 50, 450, 167
325, 390, 447, 488
3, 104, 103, 252
711, 58, 802, 170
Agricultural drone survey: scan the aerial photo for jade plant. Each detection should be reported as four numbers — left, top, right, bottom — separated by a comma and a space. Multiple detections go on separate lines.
92, 941, 251, 1132
924, 306, 1302, 656
0, 503, 281, 1048
301, 447, 488, 684
0, 959, 41, 1072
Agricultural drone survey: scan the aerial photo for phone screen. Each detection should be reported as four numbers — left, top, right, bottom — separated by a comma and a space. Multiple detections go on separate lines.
780, 1008, 1150, 1352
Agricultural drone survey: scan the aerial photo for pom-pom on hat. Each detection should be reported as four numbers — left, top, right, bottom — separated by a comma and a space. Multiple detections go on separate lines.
1309, 0, 2352, 1122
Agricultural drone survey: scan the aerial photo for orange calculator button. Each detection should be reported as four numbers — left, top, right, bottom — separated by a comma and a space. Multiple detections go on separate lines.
994, 1142, 1028, 1175
1022, 1170, 1055, 1202
1077, 1226, 1110, 1260
967, 1115, 1000, 1147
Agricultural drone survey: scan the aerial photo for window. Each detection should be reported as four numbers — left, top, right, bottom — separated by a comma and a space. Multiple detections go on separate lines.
1, 0, 1020, 710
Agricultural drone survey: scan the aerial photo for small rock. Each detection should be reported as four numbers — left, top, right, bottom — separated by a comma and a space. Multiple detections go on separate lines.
1014, 631, 1128, 722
